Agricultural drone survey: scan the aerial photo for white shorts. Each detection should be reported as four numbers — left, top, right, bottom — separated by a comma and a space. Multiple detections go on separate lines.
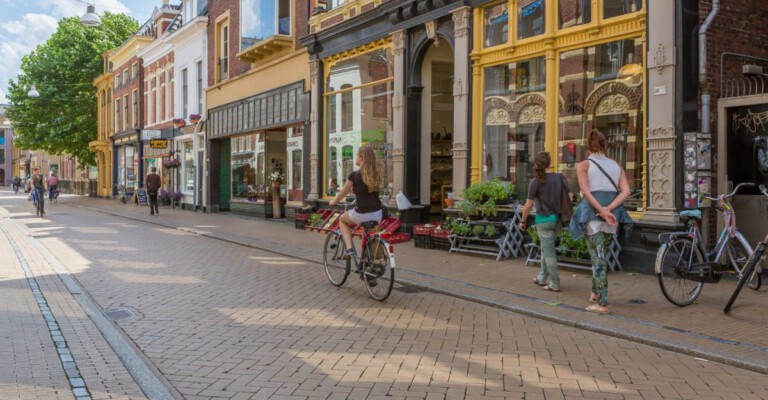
348, 209, 383, 226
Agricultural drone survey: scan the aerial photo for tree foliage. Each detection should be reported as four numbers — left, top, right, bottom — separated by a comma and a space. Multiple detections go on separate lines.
6, 13, 138, 166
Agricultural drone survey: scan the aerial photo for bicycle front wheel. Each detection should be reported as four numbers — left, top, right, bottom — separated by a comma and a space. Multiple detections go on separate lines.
727, 233, 761, 290
323, 232, 350, 286
657, 238, 704, 306
361, 237, 394, 301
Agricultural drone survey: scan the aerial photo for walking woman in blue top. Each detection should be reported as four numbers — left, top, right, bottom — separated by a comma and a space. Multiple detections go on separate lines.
519, 152, 572, 292
570, 130, 632, 314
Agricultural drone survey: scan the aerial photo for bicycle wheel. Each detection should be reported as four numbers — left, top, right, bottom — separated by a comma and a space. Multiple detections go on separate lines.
323, 232, 350, 286
657, 238, 704, 306
727, 233, 761, 290
361, 237, 394, 301
725, 241, 767, 313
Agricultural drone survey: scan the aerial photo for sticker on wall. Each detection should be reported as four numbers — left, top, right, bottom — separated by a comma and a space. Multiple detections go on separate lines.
683, 132, 698, 209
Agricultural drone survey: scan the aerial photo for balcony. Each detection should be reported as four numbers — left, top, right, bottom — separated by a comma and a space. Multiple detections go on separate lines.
236, 35, 293, 64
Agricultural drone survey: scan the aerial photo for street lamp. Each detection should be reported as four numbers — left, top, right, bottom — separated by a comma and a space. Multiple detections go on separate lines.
27, 85, 40, 98
81, 4, 102, 27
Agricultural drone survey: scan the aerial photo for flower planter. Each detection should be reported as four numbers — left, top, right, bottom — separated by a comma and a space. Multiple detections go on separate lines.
189, 117, 201, 124
173, 121, 186, 129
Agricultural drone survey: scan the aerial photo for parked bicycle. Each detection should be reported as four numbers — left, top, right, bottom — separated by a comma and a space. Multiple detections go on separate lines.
323, 200, 396, 301
655, 182, 762, 306
724, 184, 768, 313
51, 188, 59, 204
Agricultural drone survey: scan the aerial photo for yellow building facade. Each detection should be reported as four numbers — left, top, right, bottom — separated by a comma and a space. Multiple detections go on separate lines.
471, 0, 646, 213
90, 55, 115, 198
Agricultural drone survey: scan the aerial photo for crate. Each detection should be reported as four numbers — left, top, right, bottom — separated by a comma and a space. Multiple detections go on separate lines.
431, 236, 451, 250
293, 214, 310, 229
413, 223, 440, 236
413, 234, 431, 248
384, 232, 411, 244
430, 228, 451, 250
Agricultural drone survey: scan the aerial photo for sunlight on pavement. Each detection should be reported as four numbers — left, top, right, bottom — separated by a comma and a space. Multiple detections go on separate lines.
37, 237, 93, 274
70, 226, 122, 234
153, 228, 195, 235
249, 256, 307, 265
99, 260, 168, 270
110, 271, 203, 284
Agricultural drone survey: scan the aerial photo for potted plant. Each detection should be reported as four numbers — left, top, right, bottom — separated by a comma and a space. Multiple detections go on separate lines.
269, 171, 284, 218
163, 157, 181, 168
450, 219, 471, 237
471, 224, 486, 238
173, 117, 186, 128
188, 113, 201, 124
483, 224, 498, 239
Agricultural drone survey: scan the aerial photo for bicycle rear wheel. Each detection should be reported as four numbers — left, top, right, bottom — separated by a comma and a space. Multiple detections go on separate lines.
323, 232, 350, 286
361, 237, 394, 301
657, 238, 704, 306
727, 233, 761, 290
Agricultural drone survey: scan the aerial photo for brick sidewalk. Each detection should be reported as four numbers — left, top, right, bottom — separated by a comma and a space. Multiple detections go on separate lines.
67, 196, 768, 373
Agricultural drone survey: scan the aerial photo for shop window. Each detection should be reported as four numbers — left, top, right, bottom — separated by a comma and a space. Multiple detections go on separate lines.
481, 57, 546, 199
483, 2, 508, 48
604, 0, 642, 19
240, 0, 291, 50
559, 0, 590, 29
518, 0, 545, 40
558, 38, 644, 209
327, 88, 337, 133
324, 48, 394, 197
341, 84, 353, 131
231, 133, 266, 202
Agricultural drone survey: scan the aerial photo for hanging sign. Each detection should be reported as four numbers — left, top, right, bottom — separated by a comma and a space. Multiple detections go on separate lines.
150, 139, 169, 149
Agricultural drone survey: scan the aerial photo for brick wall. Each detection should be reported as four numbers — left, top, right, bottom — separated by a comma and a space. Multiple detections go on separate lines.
207, 0, 250, 86
701, 0, 768, 239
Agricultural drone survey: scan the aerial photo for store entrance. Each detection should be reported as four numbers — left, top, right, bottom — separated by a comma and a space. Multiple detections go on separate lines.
420, 44, 454, 215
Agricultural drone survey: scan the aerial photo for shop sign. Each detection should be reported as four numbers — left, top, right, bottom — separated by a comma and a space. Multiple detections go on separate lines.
142, 129, 162, 140
150, 139, 169, 149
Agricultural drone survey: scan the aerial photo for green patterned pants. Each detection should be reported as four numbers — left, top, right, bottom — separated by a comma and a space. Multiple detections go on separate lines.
586, 232, 612, 306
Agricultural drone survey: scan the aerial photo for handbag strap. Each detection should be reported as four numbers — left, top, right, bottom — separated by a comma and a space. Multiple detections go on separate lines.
588, 158, 619, 192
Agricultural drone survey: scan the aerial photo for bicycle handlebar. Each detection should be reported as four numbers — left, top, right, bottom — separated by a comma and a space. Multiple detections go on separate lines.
700, 182, 756, 202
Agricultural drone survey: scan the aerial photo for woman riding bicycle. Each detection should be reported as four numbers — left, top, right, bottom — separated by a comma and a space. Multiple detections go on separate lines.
329, 146, 383, 259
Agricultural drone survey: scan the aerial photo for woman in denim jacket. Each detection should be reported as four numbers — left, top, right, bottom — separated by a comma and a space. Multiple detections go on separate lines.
570, 130, 633, 314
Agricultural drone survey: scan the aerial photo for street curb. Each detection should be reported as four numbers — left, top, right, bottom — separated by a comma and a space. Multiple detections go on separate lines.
6, 215, 182, 400
74, 203, 768, 375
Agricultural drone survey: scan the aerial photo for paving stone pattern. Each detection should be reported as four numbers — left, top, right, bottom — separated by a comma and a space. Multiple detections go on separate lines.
0, 195, 765, 399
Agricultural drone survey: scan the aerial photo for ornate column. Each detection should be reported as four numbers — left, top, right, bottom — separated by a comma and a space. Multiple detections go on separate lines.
451, 6, 470, 196
643, 2, 679, 225
389, 29, 406, 207
308, 59, 321, 200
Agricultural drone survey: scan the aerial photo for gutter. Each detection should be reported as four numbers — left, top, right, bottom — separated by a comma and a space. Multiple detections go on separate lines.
699, 0, 720, 135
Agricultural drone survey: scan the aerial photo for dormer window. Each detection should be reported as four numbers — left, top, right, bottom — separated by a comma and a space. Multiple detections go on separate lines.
240, 0, 290, 51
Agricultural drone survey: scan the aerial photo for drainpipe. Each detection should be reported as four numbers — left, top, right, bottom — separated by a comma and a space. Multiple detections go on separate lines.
699, 0, 720, 135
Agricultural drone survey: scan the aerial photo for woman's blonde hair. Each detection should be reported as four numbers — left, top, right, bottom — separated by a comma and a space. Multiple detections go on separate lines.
358, 146, 382, 192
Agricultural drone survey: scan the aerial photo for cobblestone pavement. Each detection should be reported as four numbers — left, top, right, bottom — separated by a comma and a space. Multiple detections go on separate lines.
0, 191, 767, 399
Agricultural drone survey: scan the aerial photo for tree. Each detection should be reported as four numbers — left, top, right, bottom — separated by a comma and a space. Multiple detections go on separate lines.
6, 13, 138, 166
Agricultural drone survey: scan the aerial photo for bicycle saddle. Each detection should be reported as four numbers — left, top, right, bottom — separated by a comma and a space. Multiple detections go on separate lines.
678, 209, 702, 220
361, 221, 379, 229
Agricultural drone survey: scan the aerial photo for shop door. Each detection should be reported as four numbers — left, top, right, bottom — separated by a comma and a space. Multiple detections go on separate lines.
219, 140, 231, 211
724, 103, 768, 247
419, 45, 454, 214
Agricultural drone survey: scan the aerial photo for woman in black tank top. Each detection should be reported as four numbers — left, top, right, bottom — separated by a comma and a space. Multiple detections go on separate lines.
330, 146, 384, 258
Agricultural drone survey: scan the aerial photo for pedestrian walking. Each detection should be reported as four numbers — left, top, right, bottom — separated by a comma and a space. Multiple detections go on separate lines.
519, 152, 572, 292
569, 130, 633, 314
12, 175, 21, 194
145, 167, 161, 215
